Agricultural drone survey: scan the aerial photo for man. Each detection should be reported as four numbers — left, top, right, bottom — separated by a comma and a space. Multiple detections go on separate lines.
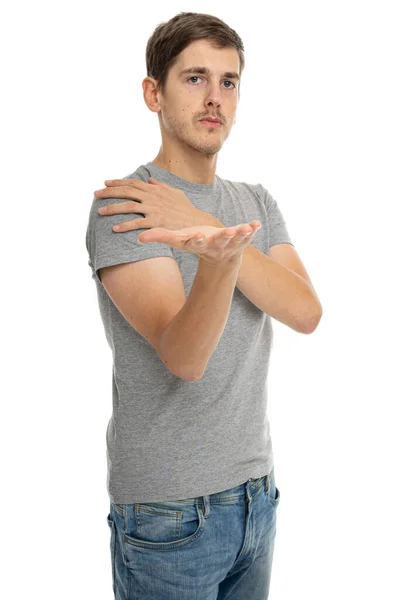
86, 11, 322, 600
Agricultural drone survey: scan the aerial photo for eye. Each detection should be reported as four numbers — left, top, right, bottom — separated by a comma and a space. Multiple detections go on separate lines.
187, 76, 236, 89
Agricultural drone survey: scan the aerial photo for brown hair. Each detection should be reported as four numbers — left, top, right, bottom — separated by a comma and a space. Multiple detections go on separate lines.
145, 12, 245, 95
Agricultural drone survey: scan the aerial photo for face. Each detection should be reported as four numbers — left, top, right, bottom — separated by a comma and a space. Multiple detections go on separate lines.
144, 39, 241, 157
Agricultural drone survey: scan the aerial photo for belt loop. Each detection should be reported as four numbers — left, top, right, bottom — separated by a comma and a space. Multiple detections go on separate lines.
244, 479, 252, 504
202, 495, 210, 518
265, 473, 270, 494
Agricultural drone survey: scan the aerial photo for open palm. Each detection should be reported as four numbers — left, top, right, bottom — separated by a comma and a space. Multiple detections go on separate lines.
138, 221, 262, 263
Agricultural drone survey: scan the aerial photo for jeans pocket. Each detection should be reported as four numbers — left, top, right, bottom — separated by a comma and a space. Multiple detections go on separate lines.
266, 468, 281, 507
123, 501, 205, 553
111, 501, 124, 516
106, 514, 116, 595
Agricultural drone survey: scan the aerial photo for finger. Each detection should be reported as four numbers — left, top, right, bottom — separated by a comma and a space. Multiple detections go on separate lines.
191, 227, 240, 250
98, 200, 142, 215
103, 179, 153, 191
224, 222, 262, 246
230, 230, 253, 243
138, 228, 181, 246
139, 229, 210, 250
95, 185, 144, 199
238, 221, 262, 235
148, 177, 169, 188
187, 233, 206, 249
216, 227, 241, 248
104, 179, 141, 186
112, 218, 148, 232
232, 223, 259, 240
251, 220, 263, 230
223, 224, 253, 238
189, 226, 252, 252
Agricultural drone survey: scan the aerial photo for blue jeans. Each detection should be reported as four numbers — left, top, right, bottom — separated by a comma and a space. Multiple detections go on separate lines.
106, 467, 280, 599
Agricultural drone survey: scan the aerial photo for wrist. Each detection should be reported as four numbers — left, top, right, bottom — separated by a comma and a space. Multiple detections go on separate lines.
198, 254, 242, 273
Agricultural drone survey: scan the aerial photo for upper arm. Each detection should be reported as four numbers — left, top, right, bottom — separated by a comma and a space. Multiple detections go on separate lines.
98, 256, 187, 375
86, 189, 184, 372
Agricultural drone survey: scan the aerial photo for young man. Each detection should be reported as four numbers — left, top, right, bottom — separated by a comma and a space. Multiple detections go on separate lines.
86, 11, 322, 600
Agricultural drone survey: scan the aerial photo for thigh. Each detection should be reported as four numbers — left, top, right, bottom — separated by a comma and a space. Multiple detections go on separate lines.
217, 467, 281, 600
217, 549, 276, 600
107, 507, 130, 599
106, 498, 221, 600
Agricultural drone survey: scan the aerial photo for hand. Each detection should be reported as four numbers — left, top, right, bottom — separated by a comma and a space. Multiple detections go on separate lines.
137, 221, 262, 265
94, 177, 204, 231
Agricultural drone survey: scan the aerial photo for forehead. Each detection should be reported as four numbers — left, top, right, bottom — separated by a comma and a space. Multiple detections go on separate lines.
174, 39, 240, 74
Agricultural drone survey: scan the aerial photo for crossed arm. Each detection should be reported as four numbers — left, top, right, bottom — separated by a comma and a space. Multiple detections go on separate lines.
201, 211, 323, 334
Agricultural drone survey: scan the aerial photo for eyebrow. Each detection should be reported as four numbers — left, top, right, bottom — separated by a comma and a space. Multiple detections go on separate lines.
179, 66, 240, 81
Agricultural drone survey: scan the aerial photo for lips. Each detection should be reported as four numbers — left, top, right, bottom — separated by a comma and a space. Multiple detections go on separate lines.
200, 117, 222, 124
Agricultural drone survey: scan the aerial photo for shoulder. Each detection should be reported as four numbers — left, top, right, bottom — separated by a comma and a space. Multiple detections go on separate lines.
121, 164, 151, 183
217, 175, 270, 205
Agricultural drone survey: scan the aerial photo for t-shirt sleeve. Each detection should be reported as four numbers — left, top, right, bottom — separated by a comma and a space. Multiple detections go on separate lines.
86, 196, 175, 285
254, 184, 294, 251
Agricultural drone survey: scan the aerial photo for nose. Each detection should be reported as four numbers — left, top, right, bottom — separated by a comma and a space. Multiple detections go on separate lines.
204, 83, 222, 108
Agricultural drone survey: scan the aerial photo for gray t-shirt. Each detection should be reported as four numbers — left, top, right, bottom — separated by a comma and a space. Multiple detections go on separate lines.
86, 161, 293, 504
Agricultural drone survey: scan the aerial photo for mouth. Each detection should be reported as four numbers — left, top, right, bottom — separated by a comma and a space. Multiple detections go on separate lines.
199, 119, 222, 128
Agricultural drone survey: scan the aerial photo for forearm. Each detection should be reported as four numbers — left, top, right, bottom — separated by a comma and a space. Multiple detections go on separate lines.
159, 257, 241, 382
200, 211, 320, 333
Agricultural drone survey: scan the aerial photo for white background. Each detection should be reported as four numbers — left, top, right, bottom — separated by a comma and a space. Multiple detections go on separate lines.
2, 1, 399, 598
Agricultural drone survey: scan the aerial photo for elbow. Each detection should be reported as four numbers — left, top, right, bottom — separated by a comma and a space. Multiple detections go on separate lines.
183, 369, 205, 382
186, 374, 204, 382
160, 353, 203, 382
173, 367, 205, 382
302, 305, 323, 334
